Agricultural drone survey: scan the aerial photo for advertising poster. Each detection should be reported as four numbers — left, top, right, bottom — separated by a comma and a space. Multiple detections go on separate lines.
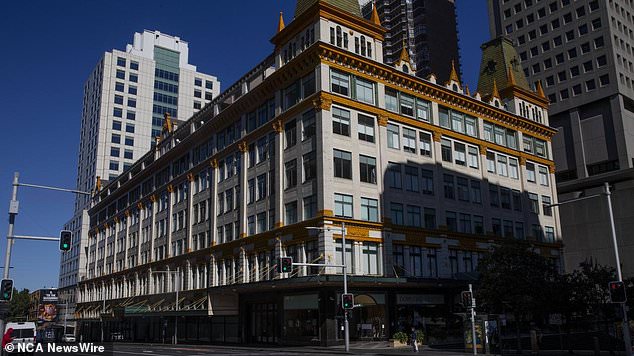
464, 319, 484, 351
38, 289, 58, 322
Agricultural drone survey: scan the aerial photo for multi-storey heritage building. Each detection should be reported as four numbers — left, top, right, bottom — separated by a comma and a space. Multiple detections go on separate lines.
59, 30, 219, 336
76, 0, 561, 346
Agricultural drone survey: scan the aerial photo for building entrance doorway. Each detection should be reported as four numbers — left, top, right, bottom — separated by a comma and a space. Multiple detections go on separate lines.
248, 303, 278, 344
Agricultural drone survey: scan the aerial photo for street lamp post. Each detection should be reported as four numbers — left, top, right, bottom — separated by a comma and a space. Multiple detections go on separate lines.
306, 222, 349, 352
546, 182, 632, 356
151, 268, 180, 344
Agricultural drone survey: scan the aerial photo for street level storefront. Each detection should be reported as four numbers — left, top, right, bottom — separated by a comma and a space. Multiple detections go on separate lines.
78, 276, 467, 346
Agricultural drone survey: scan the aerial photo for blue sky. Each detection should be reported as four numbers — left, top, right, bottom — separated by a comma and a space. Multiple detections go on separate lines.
0, 0, 488, 291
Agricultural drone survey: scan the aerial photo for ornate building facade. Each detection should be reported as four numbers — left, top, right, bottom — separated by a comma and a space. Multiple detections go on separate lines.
76, 0, 561, 346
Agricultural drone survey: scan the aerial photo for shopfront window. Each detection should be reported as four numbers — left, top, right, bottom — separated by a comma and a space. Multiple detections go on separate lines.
283, 294, 319, 342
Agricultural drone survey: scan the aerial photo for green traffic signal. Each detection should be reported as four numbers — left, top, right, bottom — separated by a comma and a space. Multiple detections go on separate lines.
60, 230, 72, 251
0, 279, 13, 301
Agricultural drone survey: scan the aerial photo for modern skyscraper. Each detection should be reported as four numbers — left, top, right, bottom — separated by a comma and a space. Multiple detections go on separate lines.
361, 0, 461, 82
75, 0, 560, 344
58, 30, 220, 334
488, 0, 634, 276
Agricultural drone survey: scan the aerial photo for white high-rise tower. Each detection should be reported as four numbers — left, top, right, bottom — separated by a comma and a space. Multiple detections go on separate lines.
58, 30, 220, 334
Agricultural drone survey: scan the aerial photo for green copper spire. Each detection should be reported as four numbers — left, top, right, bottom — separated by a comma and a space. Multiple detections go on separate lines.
295, 0, 362, 18
477, 37, 530, 98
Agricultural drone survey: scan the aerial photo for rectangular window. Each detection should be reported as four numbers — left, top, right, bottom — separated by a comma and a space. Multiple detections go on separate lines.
390, 203, 404, 225
457, 177, 469, 201
424, 208, 436, 229
446, 211, 457, 231
387, 124, 400, 149
419, 132, 432, 157
303, 151, 316, 181
459, 213, 472, 233
443, 174, 455, 200
301, 110, 316, 140
117, 57, 126, 67
387, 163, 402, 189
416, 99, 430, 121
331, 71, 350, 96
332, 107, 351, 136
357, 114, 375, 143
285, 201, 298, 224
542, 196, 552, 216
529, 193, 539, 214
248, 179, 255, 204
441, 139, 452, 162
110, 147, 120, 157
509, 158, 519, 179
402, 127, 416, 153
257, 212, 267, 233
538, 166, 550, 186
526, 162, 536, 182
385, 87, 398, 112
500, 188, 511, 209
403, 205, 420, 227
285, 159, 297, 189
454, 142, 467, 166
471, 180, 482, 204
492, 218, 502, 236
334, 193, 353, 218
404, 166, 419, 192
512, 190, 522, 211
361, 198, 379, 222
248, 216, 256, 235
544, 226, 555, 242
400, 94, 415, 117
355, 77, 375, 104
486, 151, 496, 173
473, 215, 484, 234
257, 174, 267, 200
422, 169, 434, 195
468, 146, 479, 168
333, 149, 352, 179
489, 184, 499, 207
285, 119, 297, 148
303, 195, 317, 219
497, 155, 508, 176
359, 155, 377, 184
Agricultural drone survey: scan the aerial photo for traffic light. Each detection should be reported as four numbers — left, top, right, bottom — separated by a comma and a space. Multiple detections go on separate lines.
60, 230, 72, 251
277, 257, 293, 273
342, 293, 354, 310
609, 281, 627, 303
461, 291, 473, 308
0, 279, 13, 301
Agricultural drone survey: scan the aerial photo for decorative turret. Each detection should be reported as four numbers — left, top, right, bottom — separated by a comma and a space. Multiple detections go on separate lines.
370, 2, 381, 26
535, 80, 546, 99
162, 112, 173, 136
477, 36, 549, 124
277, 11, 285, 33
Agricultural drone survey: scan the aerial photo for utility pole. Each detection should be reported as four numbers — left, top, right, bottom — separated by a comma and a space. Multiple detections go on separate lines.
605, 183, 632, 356
544, 183, 632, 356
1, 172, 91, 336
305, 223, 349, 352
469, 284, 477, 356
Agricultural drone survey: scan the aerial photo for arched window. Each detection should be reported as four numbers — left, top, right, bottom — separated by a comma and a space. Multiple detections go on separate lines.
305, 30, 310, 48
452, 84, 458, 91
367, 41, 372, 58
336, 26, 342, 47
494, 100, 500, 108
403, 65, 409, 73
361, 36, 366, 56
343, 32, 349, 49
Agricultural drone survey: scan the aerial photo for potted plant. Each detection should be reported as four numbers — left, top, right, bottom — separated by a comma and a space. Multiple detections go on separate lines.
391, 331, 409, 348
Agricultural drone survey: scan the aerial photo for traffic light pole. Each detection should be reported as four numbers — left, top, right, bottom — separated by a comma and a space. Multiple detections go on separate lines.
605, 183, 632, 356
545, 183, 632, 355
341, 222, 349, 353
1, 172, 91, 337
469, 284, 477, 356
303, 222, 349, 352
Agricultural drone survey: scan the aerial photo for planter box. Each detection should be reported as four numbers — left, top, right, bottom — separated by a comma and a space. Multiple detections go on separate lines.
391, 339, 409, 348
